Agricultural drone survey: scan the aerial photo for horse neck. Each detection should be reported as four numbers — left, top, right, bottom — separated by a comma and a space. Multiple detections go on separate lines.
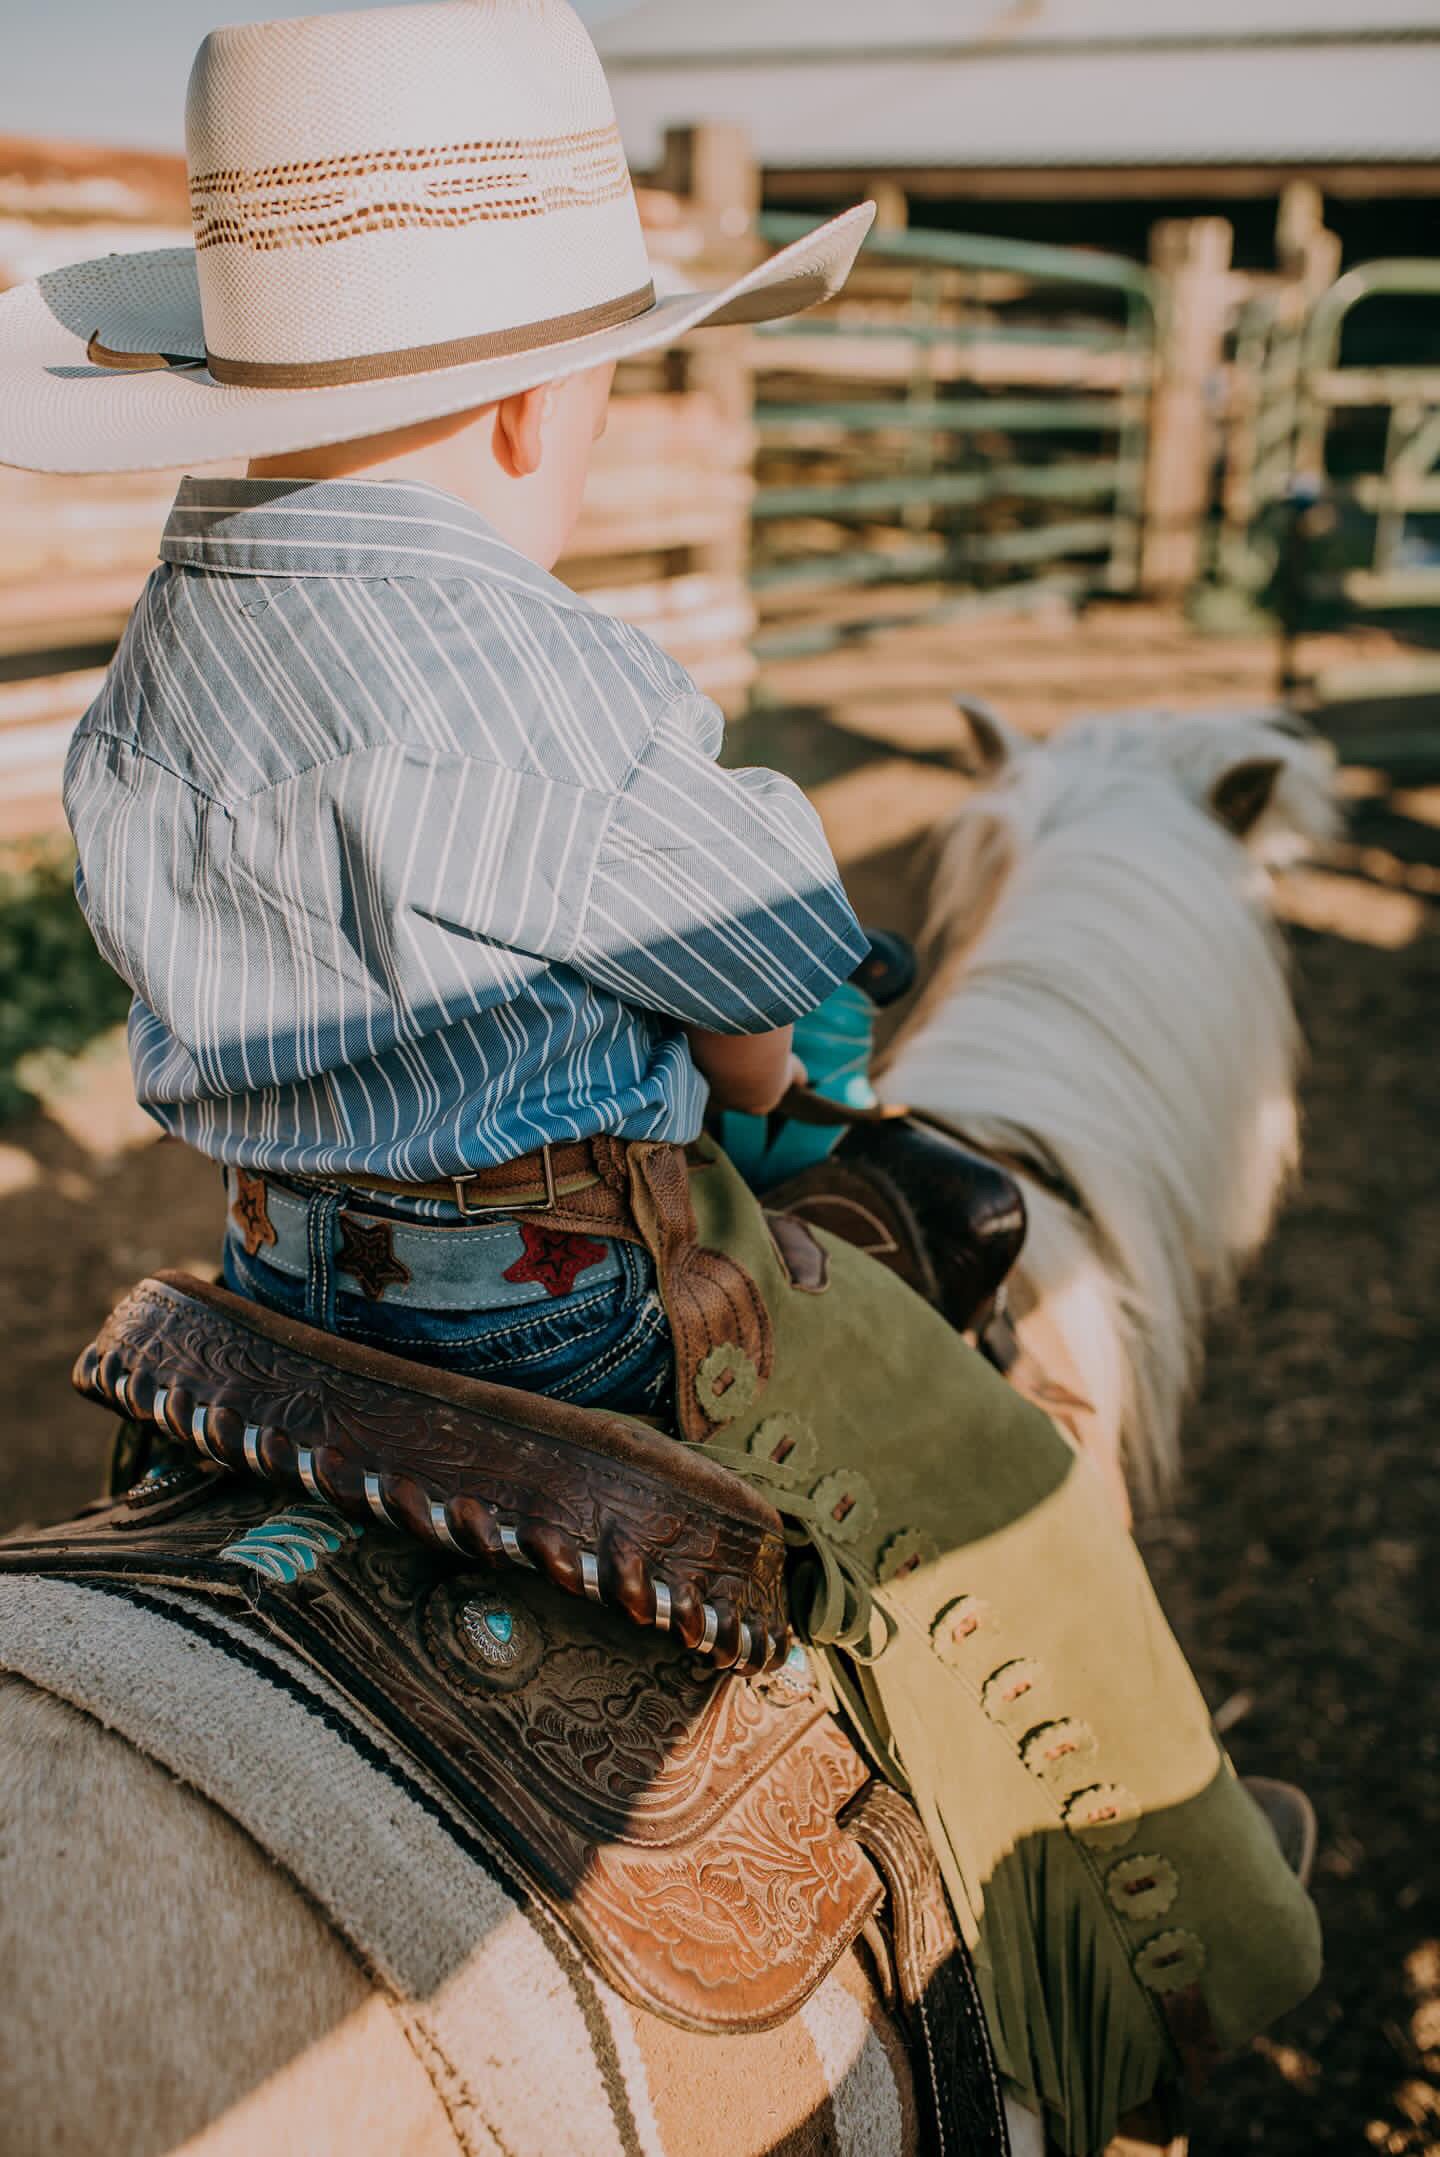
881, 766, 1302, 1497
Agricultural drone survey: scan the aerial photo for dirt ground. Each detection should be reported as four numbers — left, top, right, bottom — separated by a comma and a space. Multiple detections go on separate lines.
1, 601, 1436, 2153
1144, 847, 1440, 2157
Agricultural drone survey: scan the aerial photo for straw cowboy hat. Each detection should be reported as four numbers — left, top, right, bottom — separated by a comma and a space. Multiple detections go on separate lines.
0, 0, 874, 474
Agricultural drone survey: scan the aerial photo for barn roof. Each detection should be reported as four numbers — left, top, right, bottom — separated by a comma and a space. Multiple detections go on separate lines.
596, 0, 1440, 174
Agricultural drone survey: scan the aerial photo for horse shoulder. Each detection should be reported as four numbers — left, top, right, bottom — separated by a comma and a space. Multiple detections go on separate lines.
0, 1672, 459, 2157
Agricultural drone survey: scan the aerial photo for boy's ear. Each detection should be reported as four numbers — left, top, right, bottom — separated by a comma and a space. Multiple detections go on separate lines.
495, 385, 550, 479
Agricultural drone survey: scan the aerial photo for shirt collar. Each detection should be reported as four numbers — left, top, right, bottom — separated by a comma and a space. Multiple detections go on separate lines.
158, 475, 594, 613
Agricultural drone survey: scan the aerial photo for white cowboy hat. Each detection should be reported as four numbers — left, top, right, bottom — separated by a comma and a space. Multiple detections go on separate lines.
0, 0, 874, 475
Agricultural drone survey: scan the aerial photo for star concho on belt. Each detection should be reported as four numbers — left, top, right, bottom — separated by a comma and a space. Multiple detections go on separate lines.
502, 1220, 610, 1299
336, 1213, 414, 1302
231, 1168, 278, 1258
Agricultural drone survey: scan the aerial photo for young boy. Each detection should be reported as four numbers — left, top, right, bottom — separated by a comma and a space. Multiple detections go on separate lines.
65, 366, 858, 1422
0, 4, 1320, 2148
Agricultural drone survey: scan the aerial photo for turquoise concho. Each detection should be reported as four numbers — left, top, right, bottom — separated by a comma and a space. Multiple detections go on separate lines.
424, 1575, 546, 1695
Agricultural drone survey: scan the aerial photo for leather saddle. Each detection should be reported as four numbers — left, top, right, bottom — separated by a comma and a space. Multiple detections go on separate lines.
47, 1135, 1031, 2148
0, 1474, 1009, 2147
769, 1113, 1028, 1339
7, 1399, 1011, 2153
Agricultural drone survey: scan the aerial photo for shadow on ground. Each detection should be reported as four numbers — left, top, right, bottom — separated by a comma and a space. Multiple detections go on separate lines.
0, 1108, 220, 1529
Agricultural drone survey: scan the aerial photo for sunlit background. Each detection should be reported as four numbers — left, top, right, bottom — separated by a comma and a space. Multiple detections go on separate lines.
0, 0, 637, 148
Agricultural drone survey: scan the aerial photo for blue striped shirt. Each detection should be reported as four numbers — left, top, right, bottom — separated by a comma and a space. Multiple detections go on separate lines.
63, 477, 865, 1184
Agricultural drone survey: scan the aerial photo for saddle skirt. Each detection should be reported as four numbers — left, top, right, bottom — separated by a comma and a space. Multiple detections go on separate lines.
1, 1475, 879, 2028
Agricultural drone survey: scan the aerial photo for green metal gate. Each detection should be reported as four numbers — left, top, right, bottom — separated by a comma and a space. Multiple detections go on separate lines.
1220, 259, 1440, 706
748, 215, 1159, 662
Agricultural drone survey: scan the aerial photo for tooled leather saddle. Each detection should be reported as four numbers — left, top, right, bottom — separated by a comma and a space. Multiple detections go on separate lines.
0, 1462, 1009, 2154
0, 1130, 1030, 2153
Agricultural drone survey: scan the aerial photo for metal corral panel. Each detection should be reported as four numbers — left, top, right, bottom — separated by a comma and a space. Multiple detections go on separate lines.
600, 5, 1440, 172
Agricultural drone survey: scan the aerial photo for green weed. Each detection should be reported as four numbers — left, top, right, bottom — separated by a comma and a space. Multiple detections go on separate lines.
0, 845, 131, 1123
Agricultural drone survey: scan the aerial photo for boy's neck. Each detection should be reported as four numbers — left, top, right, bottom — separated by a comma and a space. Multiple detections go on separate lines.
253, 411, 506, 517
248, 407, 476, 489
246, 406, 552, 566
246, 365, 610, 573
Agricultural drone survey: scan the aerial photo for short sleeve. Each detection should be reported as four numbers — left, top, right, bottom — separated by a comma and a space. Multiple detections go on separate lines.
571, 693, 866, 1032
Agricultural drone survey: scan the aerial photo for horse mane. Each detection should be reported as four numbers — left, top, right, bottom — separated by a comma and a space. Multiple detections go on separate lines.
881, 709, 1338, 1504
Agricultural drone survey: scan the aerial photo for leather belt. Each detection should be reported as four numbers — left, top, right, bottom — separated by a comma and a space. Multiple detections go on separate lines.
290, 1136, 614, 1220
224, 1170, 629, 1312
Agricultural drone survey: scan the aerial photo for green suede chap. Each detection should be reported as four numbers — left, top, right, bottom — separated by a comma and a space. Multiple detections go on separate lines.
670, 1140, 1322, 2155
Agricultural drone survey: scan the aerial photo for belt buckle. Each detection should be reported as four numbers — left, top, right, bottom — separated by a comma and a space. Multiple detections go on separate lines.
451, 1143, 559, 1219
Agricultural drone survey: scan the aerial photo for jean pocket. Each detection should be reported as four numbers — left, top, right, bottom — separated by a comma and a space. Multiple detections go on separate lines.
422, 1247, 673, 1411
223, 1229, 674, 1417
545, 1284, 672, 1409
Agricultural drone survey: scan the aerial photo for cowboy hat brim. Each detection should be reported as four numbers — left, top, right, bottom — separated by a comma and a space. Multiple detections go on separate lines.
0, 204, 874, 475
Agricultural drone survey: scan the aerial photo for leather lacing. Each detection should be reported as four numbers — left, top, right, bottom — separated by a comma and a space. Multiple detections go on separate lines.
701, 1444, 894, 1660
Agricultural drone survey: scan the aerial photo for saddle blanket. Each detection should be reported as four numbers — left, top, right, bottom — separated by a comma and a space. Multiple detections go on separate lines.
0, 1566, 978, 2157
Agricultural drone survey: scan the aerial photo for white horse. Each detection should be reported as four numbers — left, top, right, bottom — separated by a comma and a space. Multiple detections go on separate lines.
882, 699, 1338, 1518
0, 704, 1337, 2157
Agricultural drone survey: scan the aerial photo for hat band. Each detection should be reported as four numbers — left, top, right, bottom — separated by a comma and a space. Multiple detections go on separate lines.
203, 278, 656, 389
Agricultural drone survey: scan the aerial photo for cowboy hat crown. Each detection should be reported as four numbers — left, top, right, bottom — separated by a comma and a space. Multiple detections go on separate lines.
0, 0, 872, 472
186, 0, 658, 387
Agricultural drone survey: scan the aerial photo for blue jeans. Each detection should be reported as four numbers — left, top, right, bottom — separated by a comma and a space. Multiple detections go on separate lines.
223, 1180, 676, 1422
